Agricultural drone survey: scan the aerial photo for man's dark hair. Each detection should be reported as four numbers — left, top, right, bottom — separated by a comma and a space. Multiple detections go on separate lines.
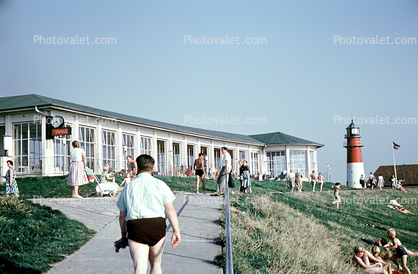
221, 146, 227, 150
6, 160, 13, 166
136, 154, 155, 172
198, 153, 203, 157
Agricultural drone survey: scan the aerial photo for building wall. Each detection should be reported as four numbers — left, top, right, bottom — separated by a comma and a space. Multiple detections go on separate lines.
0, 109, 319, 178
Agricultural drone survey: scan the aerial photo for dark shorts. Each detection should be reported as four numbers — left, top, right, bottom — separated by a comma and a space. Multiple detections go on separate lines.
127, 217, 166, 246
195, 169, 204, 177
396, 245, 408, 256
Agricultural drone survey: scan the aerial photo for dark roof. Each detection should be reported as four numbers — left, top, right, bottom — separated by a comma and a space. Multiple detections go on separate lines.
0, 94, 322, 147
250, 132, 323, 147
374, 164, 418, 186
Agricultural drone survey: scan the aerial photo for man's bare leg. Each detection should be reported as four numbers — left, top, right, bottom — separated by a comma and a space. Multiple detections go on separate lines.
196, 176, 200, 194
129, 239, 150, 274
149, 237, 166, 274
202, 175, 206, 194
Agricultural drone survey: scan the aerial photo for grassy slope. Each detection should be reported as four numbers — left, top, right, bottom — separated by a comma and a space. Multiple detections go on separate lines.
223, 180, 418, 273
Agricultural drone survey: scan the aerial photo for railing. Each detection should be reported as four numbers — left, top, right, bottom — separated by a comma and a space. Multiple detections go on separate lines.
224, 173, 234, 274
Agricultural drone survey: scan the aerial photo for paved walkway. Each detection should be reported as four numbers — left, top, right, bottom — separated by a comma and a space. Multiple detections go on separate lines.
31, 193, 223, 274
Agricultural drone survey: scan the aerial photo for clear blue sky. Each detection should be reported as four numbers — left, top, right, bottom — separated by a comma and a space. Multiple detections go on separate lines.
1, 0, 417, 183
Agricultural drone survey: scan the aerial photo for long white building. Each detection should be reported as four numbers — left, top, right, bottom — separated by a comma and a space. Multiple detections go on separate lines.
0, 94, 323, 178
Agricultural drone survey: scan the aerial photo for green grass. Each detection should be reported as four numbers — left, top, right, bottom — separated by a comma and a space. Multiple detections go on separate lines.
216, 181, 418, 273
0, 196, 95, 274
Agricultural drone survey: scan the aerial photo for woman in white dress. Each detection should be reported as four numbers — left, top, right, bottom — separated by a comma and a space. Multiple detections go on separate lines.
377, 174, 385, 191
67, 141, 89, 198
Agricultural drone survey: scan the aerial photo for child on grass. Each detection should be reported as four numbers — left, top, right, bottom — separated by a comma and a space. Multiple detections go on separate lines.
383, 228, 418, 274
372, 245, 392, 261
352, 245, 391, 274
331, 182, 341, 209
119, 173, 131, 187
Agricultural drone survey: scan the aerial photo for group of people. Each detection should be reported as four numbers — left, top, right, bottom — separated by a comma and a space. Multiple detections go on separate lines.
353, 228, 418, 274
361, 173, 406, 192
285, 170, 326, 192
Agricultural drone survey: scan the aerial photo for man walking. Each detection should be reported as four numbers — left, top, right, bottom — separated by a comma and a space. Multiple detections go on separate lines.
211, 147, 231, 196
117, 155, 181, 274
194, 153, 206, 194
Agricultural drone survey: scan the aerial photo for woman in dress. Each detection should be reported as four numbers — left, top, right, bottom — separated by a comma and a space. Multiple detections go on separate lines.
4, 160, 19, 197
67, 140, 89, 198
240, 160, 251, 193
377, 174, 384, 191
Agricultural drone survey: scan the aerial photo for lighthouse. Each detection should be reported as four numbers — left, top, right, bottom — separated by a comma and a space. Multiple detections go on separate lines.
344, 120, 365, 188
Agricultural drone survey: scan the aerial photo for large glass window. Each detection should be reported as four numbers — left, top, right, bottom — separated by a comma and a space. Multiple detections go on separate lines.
267, 151, 286, 178
157, 141, 166, 175
310, 151, 315, 173
123, 133, 135, 170
290, 150, 306, 177
187, 145, 194, 168
140, 136, 151, 155
173, 143, 181, 170
251, 152, 259, 175
14, 122, 42, 174
200, 146, 208, 173
102, 130, 116, 170
239, 151, 246, 161
79, 126, 95, 170
54, 133, 71, 174
214, 148, 221, 169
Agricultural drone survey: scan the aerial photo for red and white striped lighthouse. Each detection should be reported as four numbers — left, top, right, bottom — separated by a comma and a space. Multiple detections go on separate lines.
344, 120, 365, 188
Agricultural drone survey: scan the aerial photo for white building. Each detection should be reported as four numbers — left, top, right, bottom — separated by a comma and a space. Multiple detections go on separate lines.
0, 94, 323, 178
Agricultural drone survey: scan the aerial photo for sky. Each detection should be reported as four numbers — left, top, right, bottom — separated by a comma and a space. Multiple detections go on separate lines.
1, 0, 417, 183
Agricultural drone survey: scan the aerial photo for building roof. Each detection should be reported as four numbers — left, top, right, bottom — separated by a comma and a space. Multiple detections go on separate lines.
250, 132, 323, 147
374, 164, 418, 186
0, 94, 322, 147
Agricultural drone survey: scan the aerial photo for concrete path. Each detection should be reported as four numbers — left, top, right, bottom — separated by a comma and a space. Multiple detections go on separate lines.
30, 193, 223, 274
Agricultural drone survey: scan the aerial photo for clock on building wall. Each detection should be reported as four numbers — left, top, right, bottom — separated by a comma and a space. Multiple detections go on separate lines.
51, 116, 64, 128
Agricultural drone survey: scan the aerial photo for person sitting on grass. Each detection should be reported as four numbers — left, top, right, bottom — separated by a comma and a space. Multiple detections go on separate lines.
372, 245, 392, 261
383, 228, 418, 274
395, 182, 406, 192
352, 245, 391, 274
331, 182, 341, 209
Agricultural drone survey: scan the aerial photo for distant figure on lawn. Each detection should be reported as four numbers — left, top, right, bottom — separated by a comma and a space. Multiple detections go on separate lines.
4, 160, 19, 197
352, 245, 391, 274
331, 182, 341, 209
240, 160, 251, 194
390, 175, 397, 189
211, 147, 231, 196
120, 173, 132, 187
193, 153, 206, 194
377, 174, 384, 190
67, 141, 89, 198
360, 174, 366, 190
286, 169, 295, 192
317, 172, 325, 192
126, 156, 138, 177
309, 171, 317, 192
295, 169, 303, 192
369, 172, 376, 190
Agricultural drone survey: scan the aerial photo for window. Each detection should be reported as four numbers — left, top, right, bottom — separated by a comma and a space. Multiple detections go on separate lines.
267, 151, 286, 178
251, 152, 259, 175
239, 151, 246, 161
123, 133, 135, 170
79, 126, 95, 170
14, 122, 42, 174
54, 133, 71, 173
140, 137, 151, 155
214, 148, 221, 169
187, 145, 194, 168
290, 150, 306, 177
173, 143, 181, 170
157, 141, 166, 175
102, 130, 116, 170
310, 151, 315, 173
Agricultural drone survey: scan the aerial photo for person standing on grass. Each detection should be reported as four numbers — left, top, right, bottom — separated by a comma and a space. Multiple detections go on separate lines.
331, 182, 341, 209
211, 147, 231, 196
295, 169, 303, 192
377, 174, 384, 190
369, 172, 376, 190
317, 172, 325, 192
286, 169, 295, 192
193, 153, 206, 194
390, 175, 396, 189
360, 174, 366, 190
117, 155, 180, 274
67, 141, 89, 198
309, 171, 317, 192
4, 160, 19, 197
241, 160, 251, 193
383, 228, 418, 274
